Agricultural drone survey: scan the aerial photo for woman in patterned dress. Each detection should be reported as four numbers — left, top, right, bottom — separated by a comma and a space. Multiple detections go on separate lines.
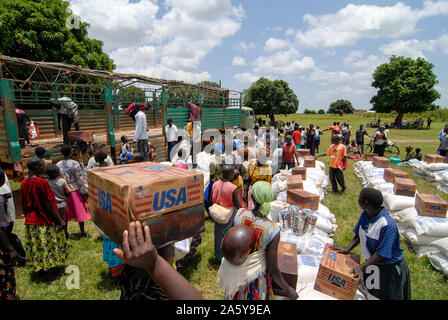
218, 181, 297, 300
20, 158, 68, 281
56, 145, 90, 238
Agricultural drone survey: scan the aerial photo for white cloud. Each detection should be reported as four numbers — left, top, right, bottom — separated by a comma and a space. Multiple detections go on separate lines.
343, 51, 386, 71
293, 1, 448, 48
380, 34, 448, 59
232, 56, 246, 66
308, 68, 371, 86
253, 48, 315, 75
264, 38, 290, 52
234, 41, 256, 52
234, 72, 259, 85
69, 0, 244, 83
316, 86, 371, 101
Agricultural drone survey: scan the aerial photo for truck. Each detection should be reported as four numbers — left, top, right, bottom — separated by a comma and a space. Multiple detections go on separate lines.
0, 54, 254, 181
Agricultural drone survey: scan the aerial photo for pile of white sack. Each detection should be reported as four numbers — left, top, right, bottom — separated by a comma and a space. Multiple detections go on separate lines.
405, 159, 448, 194
354, 161, 394, 195
354, 161, 448, 276
270, 161, 370, 300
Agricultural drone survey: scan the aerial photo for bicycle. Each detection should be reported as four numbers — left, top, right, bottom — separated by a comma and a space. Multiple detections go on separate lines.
364, 137, 400, 158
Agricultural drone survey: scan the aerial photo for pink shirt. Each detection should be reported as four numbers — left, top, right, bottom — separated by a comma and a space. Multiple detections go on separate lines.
212, 180, 237, 207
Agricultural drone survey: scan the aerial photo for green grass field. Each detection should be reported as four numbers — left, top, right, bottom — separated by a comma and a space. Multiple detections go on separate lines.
10, 115, 448, 300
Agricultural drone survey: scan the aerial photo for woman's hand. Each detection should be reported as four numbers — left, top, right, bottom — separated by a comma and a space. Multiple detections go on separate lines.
350, 264, 365, 279
331, 245, 350, 255
114, 221, 159, 275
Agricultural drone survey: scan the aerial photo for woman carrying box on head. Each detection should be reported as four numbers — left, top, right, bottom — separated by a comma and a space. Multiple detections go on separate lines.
332, 188, 411, 300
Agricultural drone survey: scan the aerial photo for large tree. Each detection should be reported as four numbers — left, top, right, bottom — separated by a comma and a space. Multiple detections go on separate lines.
370, 55, 440, 126
328, 99, 355, 115
243, 77, 299, 123
0, 0, 115, 73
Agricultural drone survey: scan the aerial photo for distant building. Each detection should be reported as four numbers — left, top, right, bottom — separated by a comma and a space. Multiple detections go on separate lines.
354, 109, 368, 115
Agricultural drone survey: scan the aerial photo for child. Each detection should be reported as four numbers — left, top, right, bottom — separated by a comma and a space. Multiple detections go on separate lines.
46, 165, 72, 239
404, 146, 415, 162
35, 146, 52, 166
414, 148, 422, 161
121, 136, 133, 154
347, 139, 360, 155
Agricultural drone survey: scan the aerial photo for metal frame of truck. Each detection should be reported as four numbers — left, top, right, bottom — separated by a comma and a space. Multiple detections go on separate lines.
0, 55, 246, 181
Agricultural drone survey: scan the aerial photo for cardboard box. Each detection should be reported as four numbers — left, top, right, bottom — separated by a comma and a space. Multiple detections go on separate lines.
303, 156, 316, 168
362, 153, 377, 161
88, 162, 205, 246
372, 156, 390, 168
394, 178, 417, 197
296, 149, 310, 157
68, 131, 95, 143
287, 175, 303, 191
383, 168, 409, 183
273, 242, 298, 297
286, 189, 319, 210
424, 154, 445, 164
415, 193, 448, 218
314, 244, 359, 300
291, 166, 307, 180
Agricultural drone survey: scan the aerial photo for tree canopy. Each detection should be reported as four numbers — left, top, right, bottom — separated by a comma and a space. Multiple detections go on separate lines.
0, 0, 115, 73
318, 109, 326, 114
370, 55, 440, 125
304, 109, 317, 114
243, 77, 299, 123
327, 99, 354, 115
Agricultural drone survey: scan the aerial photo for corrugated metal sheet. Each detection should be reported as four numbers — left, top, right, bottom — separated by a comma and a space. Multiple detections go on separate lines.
0, 117, 9, 159
202, 108, 224, 130
166, 108, 191, 129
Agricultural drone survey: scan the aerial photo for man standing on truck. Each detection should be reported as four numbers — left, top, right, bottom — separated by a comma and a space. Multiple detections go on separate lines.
50, 97, 80, 145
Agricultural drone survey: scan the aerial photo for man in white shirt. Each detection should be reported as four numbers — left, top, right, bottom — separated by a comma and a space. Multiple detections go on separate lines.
165, 118, 178, 161
134, 108, 149, 161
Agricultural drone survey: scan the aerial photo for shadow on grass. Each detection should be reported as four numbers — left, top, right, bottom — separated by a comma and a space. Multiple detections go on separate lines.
96, 270, 120, 291
177, 253, 203, 281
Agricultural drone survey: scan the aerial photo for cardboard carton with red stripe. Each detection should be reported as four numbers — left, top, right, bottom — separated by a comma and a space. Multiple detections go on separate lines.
314, 244, 360, 300
87, 162, 205, 246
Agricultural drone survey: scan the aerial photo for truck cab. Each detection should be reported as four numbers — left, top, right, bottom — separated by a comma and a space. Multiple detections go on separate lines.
226, 106, 255, 130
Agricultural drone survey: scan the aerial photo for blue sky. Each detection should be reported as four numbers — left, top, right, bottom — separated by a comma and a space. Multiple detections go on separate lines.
69, 0, 448, 111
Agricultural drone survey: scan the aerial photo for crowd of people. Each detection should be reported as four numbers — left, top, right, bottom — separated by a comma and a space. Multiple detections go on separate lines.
4, 114, 448, 301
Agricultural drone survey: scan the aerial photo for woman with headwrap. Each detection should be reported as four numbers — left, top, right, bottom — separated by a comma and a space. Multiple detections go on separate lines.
218, 181, 298, 300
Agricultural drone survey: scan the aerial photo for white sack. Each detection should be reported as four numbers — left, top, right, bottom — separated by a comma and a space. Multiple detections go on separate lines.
316, 204, 337, 223
383, 193, 416, 211
406, 216, 448, 237
296, 255, 320, 285
427, 252, 448, 275
402, 228, 443, 246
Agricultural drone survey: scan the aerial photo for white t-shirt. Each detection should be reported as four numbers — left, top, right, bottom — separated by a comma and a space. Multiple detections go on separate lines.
165, 124, 178, 143
87, 156, 114, 169
134, 111, 148, 141
0, 173, 15, 223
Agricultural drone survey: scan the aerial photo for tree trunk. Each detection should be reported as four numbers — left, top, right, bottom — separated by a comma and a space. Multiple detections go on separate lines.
394, 112, 404, 128
269, 113, 276, 126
